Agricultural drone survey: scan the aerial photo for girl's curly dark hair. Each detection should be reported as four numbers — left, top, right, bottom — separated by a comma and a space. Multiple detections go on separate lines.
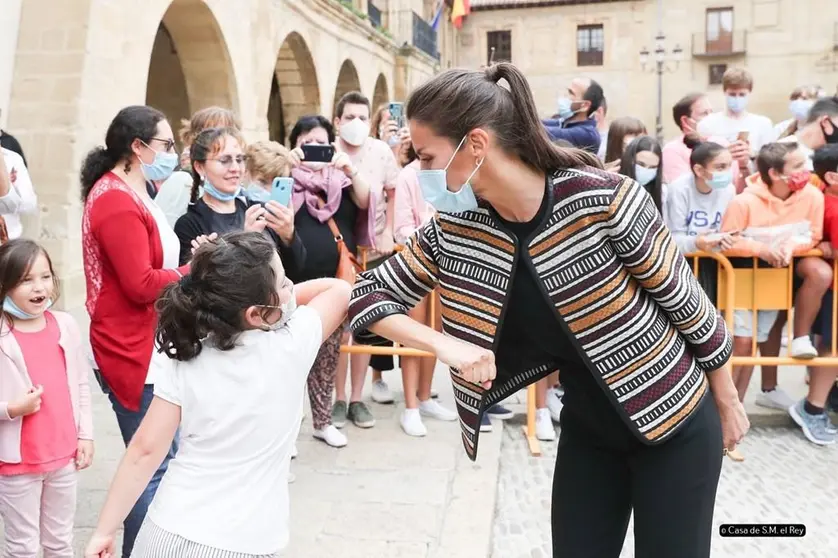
155, 231, 281, 361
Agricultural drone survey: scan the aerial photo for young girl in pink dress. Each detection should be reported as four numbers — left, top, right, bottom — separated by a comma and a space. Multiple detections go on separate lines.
0, 238, 95, 557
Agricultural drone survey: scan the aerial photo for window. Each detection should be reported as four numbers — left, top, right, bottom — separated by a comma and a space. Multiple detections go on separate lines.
577, 24, 604, 66
487, 30, 511, 64
705, 8, 734, 54
709, 63, 728, 85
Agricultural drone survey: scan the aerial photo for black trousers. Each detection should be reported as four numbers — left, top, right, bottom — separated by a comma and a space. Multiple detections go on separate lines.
552, 394, 723, 558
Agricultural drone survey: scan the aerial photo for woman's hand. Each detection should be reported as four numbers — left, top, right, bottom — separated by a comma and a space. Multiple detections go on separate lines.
379, 120, 399, 145
190, 232, 218, 255
332, 149, 356, 179
76, 439, 94, 470
243, 204, 268, 233
435, 337, 496, 389
288, 147, 305, 168
716, 394, 750, 455
694, 235, 719, 253
85, 532, 116, 558
264, 201, 295, 245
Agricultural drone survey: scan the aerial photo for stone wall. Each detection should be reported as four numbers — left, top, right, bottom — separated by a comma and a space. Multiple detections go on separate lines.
5, 0, 446, 310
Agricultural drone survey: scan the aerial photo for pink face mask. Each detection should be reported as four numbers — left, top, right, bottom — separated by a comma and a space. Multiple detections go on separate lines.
786, 170, 812, 192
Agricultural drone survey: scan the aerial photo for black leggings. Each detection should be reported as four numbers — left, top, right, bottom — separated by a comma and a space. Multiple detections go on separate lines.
552, 395, 723, 558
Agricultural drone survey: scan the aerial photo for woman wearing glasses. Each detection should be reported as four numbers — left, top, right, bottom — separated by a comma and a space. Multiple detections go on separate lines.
80, 105, 192, 558
172, 127, 305, 274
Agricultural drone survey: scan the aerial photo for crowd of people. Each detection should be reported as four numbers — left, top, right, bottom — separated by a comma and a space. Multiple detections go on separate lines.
0, 61, 834, 557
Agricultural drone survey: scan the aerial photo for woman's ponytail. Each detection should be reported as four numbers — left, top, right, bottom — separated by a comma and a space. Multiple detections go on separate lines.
156, 278, 204, 361
80, 147, 118, 201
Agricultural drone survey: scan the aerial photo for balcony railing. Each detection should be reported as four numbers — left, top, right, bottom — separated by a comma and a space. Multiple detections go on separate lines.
691, 30, 747, 58
368, 2, 382, 29
412, 11, 439, 59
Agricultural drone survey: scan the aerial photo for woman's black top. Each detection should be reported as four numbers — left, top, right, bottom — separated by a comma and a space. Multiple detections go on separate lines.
173, 198, 306, 277
291, 192, 359, 283
493, 183, 631, 443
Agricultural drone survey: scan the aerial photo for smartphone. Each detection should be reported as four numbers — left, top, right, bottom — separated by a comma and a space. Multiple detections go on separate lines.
270, 177, 293, 206
388, 102, 404, 128
737, 130, 750, 143
301, 144, 335, 163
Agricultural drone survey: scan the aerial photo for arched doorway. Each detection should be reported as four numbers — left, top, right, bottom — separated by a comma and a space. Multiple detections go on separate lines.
372, 73, 389, 112
145, 0, 239, 148
333, 59, 362, 118
268, 32, 321, 146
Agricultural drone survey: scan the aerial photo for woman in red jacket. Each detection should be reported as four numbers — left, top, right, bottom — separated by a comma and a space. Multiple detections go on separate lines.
80, 105, 190, 558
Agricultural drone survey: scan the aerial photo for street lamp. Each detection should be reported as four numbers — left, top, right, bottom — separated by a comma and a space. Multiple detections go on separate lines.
640, 32, 682, 142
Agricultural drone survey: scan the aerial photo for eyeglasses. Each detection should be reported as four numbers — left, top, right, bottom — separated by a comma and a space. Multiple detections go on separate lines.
149, 137, 177, 152
209, 155, 248, 168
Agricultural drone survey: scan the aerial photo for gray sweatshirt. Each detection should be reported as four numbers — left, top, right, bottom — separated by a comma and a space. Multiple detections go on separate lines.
664, 173, 735, 254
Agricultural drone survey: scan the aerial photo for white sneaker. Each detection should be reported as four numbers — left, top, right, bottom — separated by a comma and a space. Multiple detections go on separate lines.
313, 424, 348, 448
401, 408, 427, 437
371, 380, 395, 404
419, 399, 458, 421
535, 409, 556, 441
756, 387, 796, 411
546, 387, 564, 423
790, 336, 818, 359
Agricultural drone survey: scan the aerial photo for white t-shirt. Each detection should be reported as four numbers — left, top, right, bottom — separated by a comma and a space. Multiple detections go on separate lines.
664, 173, 736, 254
148, 305, 323, 554
0, 148, 37, 239
697, 111, 775, 158
154, 171, 194, 228
141, 195, 181, 385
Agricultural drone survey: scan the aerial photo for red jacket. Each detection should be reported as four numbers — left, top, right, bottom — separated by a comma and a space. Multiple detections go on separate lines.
82, 172, 189, 411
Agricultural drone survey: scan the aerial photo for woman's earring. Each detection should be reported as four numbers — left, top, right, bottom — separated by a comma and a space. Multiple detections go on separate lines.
124, 161, 131, 173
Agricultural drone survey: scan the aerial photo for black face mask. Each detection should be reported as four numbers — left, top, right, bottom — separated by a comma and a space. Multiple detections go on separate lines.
822, 119, 838, 144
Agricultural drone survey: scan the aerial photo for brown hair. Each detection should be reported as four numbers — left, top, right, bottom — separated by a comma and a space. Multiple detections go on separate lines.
189, 127, 246, 203
406, 63, 601, 173
245, 141, 290, 184
757, 142, 798, 185
155, 232, 281, 361
0, 239, 60, 325
179, 107, 241, 147
334, 91, 370, 120
672, 93, 705, 131
604, 117, 647, 165
370, 103, 389, 140
722, 68, 754, 92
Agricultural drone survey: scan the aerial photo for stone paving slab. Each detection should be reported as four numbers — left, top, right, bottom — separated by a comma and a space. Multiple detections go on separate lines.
492, 424, 838, 558
1, 361, 503, 558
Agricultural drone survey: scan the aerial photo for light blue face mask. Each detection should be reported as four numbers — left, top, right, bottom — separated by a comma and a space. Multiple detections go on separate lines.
726, 95, 749, 115
139, 142, 179, 182
4, 297, 52, 320
634, 165, 658, 187
417, 135, 482, 214
707, 170, 733, 190
261, 289, 297, 331
202, 179, 242, 202
245, 183, 270, 203
556, 97, 576, 122
789, 99, 814, 122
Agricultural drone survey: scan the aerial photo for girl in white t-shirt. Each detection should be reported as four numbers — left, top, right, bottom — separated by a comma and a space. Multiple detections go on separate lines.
84, 232, 351, 558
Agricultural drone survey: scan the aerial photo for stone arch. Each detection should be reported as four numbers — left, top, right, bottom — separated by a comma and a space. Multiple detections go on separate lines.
146, 0, 240, 147
332, 59, 362, 119
371, 73, 389, 112
268, 31, 321, 146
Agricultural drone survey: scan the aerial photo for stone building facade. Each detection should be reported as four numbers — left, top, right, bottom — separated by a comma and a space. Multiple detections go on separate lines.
0, 0, 456, 309
455, 0, 838, 137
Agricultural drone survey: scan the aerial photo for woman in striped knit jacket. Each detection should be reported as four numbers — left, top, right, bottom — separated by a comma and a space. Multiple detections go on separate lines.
348, 63, 749, 558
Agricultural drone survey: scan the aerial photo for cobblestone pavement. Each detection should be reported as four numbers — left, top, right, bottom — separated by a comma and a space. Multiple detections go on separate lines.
491, 423, 837, 558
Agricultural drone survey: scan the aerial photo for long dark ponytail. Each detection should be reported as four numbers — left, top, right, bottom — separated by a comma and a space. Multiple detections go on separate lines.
406, 63, 601, 172
80, 105, 166, 201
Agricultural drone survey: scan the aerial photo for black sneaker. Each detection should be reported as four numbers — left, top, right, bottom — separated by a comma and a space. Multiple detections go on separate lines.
486, 404, 514, 420
828, 383, 838, 413
480, 412, 493, 432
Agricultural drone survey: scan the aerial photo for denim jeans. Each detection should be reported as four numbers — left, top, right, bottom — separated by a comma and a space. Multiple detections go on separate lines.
104, 382, 178, 558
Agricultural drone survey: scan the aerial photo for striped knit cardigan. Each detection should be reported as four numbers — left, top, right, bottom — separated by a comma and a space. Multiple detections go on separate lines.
349, 166, 733, 460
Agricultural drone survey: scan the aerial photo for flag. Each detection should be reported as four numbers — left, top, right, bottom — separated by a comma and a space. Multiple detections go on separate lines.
451, 0, 471, 29
431, 0, 444, 31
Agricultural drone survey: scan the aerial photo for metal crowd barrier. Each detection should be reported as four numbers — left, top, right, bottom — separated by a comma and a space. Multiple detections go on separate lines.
339, 248, 836, 457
